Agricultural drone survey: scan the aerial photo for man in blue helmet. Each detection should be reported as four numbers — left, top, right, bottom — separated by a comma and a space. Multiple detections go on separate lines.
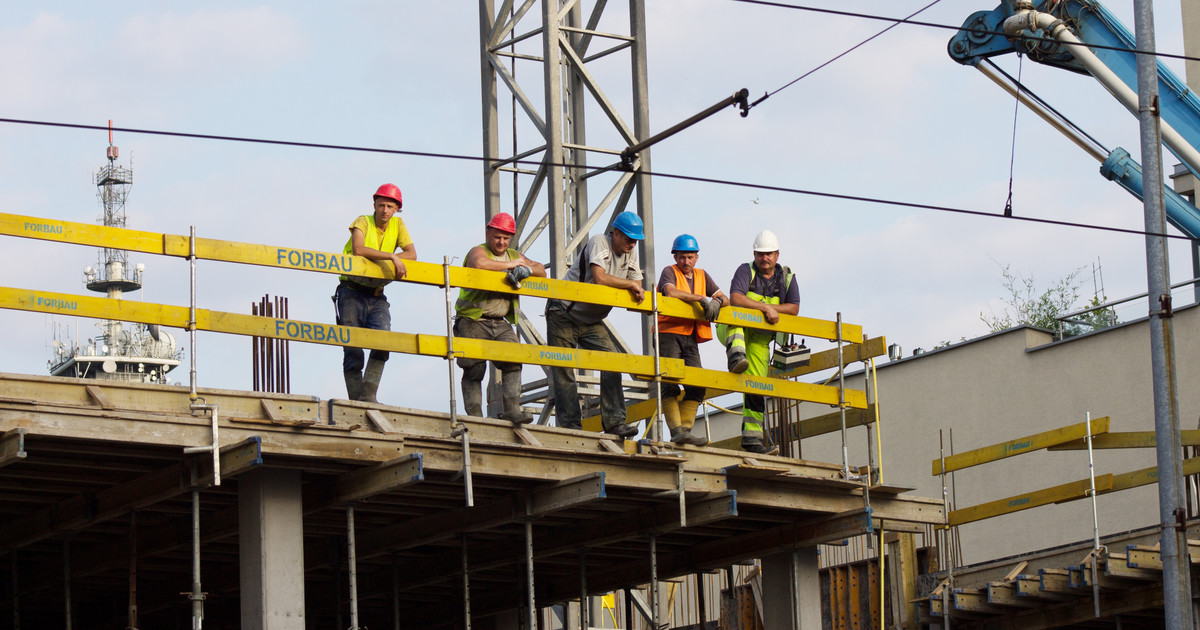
546, 211, 645, 438
656, 234, 729, 445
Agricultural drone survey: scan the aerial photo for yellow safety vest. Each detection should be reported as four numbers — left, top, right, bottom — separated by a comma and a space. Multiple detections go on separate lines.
339, 216, 403, 285
455, 245, 520, 323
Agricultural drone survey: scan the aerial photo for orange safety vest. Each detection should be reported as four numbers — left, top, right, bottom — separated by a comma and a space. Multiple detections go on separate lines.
657, 265, 714, 342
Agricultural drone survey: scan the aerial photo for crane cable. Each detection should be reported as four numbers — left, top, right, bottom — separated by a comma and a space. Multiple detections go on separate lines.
745, 0, 945, 112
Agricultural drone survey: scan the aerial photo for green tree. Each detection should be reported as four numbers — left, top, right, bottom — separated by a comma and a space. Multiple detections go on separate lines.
980, 264, 1117, 338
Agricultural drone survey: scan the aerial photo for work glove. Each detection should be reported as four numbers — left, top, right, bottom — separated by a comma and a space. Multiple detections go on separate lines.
701, 297, 722, 322
505, 263, 532, 289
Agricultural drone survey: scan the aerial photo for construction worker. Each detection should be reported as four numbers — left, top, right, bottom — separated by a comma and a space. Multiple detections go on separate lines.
656, 234, 728, 445
545, 211, 645, 437
334, 183, 416, 403
454, 212, 546, 422
716, 229, 799, 454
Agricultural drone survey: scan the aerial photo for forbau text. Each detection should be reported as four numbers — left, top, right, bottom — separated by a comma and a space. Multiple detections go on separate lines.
274, 320, 351, 344
276, 248, 356, 274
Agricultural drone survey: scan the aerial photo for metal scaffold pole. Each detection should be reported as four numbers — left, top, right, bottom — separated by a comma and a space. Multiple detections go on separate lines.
347, 506, 360, 630
1132, 2, 1194, 628
188, 489, 205, 630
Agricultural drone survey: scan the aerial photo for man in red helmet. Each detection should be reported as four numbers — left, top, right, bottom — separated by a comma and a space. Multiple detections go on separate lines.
454, 213, 545, 422
334, 183, 416, 403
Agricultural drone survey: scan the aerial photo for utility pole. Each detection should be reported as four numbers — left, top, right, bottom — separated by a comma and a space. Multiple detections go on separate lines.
1133, 3, 1194, 628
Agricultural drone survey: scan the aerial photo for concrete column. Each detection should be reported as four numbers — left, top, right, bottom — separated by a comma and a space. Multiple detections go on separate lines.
761, 547, 820, 629
239, 469, 305, 630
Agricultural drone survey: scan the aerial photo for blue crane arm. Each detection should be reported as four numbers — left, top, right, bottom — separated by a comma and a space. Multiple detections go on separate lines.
949, 0, 1200, 239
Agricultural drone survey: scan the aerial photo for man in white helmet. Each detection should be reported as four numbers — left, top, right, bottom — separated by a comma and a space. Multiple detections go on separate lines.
716, 229, 799, 454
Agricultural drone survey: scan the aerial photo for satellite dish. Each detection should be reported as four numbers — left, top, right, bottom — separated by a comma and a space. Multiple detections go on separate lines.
147, 324, 161, 341
102, 359, 117, 373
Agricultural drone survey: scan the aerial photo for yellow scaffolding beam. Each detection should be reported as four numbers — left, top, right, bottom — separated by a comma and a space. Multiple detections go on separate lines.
1047, 430, 1200, 450
1, 212, 861, 343
0, 286, 866, 409
590, 336, 888, 427
946, 475, 1114, 527
931, 418, 1110, 476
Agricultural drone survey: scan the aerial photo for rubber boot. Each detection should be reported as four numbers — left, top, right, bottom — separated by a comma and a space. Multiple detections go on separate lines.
661, 396, 681, 437
500, 372, 533, 424
461, 378, 484, 417
343, 371, 363, 401
676, 399, 708, 445
359, 358, 385, 404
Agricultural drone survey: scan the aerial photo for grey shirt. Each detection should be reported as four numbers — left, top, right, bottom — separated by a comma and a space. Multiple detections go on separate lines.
550, 233, 643, 324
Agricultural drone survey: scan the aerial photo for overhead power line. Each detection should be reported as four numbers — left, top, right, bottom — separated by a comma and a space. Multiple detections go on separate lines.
0, 116, 1189, 242
728, 0, 1200, 65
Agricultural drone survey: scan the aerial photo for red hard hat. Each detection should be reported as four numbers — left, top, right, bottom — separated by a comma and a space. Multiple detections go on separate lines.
486, 212, 517, 234
373, 183, 403, 208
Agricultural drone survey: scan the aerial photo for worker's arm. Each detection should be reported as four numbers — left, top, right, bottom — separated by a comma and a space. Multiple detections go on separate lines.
350, 229, 412, 279
464, 247, 547, 277
591, 263, 645, 302
730, 292, 793, 324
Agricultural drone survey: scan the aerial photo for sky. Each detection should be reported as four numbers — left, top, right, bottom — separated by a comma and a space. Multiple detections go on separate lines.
1, 0, 1196, 415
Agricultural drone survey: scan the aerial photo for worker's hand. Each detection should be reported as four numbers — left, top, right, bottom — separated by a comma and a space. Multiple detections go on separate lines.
628, 284, 645, 303
761, 304, 780, 325
702, 297, 722, 322
392, 254, 408, 280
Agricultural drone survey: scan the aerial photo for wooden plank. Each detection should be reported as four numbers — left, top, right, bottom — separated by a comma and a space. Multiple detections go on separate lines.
0, 428, 27, 468
1048, 429, 1200, 450
932, 418, 1110, 475
1014, 575, 1073, 601
607, 338, 886, 427
986, 582, 1037, 608
947, 474, 1114, 526
1108, 455, 1200, 493
512, 427, 542, 447
85, 385, 115, 410
364, 409, 397, 433
1, 287, 866, 411
1003, 561, 1028, 581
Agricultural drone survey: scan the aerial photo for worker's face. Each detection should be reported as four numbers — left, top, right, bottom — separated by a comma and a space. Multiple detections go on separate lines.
485, 227, 513, 256
611, 231, 638, 254
754, 250, 779, 275
673, 251, 698, 274
372, 197, 400, 227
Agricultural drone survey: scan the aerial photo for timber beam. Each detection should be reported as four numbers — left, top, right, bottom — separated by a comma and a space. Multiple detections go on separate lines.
307, 472, 609, 571
0, 436, 260, 552
391, 490, 738, 592
542, 508, 875, 604
0, 427, 26, 468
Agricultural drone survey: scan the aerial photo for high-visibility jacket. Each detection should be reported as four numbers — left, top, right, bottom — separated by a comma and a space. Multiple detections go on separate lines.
455, 245, 520, 324
339, 215, 404, 285
657, 265, 713, 342
747, 264, 795, 346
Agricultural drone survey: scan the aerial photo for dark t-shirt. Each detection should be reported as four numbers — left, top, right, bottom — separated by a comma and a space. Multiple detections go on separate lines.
729, 263, 800, 305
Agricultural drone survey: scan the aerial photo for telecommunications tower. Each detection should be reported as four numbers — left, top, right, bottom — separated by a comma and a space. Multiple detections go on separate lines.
48, 122, 182, 382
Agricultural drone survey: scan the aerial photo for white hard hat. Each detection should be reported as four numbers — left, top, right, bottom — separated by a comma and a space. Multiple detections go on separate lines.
752, 229, 780, 252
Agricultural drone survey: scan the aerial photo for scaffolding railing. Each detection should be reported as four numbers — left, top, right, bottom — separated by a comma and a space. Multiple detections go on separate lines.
1, 212, 875, 426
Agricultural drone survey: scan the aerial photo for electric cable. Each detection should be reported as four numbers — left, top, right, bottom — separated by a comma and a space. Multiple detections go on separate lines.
0, 116, 1192, 242
728, 0, 1200, 66
983, 58, 1111, 154
1004, 54, 1024, 218
748, 0, 945, 111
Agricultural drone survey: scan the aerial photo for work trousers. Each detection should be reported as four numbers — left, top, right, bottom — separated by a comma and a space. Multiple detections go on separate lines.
546, 305, 625, 431
335, 283, 391, 374
454, 316, 520, 379
656, 332, 706, 403
716, 324, 772, 443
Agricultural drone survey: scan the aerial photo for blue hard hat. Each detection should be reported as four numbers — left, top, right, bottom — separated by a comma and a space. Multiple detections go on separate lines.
671, 234, 699, 253
611, 211, 645, 240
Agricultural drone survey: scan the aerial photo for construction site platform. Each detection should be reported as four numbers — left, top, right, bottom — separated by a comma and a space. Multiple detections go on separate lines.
0, 371, 942, 628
